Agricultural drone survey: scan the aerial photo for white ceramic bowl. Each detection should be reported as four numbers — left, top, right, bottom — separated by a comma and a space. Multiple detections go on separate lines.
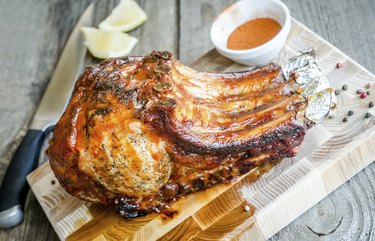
210, 0, 291, 66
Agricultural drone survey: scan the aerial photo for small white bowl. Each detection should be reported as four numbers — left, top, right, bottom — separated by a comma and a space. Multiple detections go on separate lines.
210, 0, 291, 66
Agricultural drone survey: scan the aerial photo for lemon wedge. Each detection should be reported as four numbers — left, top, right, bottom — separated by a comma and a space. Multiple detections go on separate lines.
81, 27, 138, 59
98, 0, 147, 32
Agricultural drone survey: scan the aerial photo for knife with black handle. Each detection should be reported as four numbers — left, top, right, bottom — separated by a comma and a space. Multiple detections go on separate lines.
0, 4, 93, 229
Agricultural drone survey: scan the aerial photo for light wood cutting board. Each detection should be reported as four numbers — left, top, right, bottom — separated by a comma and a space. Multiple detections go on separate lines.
27, 18, 375, 241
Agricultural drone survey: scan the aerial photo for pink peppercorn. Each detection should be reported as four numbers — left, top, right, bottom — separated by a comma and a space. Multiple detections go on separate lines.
360, 92, 367, 99
336, 63, 343, 69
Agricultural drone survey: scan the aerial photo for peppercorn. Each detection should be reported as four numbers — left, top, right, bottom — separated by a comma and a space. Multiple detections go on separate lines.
342, 84, 348, 91
357, 89, 363, 94
348, 110, 354, 116
343, 117, 348, 122
335, 90, 340, 96
366, 91, 370, 95
244, 205, 250, 212
360, 92, 367, 99
336, 63, 343, 69
365, 113, 372, 118
369, 101, 374, 108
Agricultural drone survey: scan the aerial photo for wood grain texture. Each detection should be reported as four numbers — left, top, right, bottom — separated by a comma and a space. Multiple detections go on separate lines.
1, 0, 375, 241
27, 19, 375, 240
179, 0, 236, 65
269, 0, 375, 240
92, 0, 178, 56
0, 0, 89, 240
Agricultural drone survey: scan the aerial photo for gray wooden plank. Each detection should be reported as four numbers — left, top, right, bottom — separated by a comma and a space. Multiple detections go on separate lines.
83, 0, 178, 67
179, 0, 237, 65
130, 0, 178, 56
0, 0, 91, 167
268, 0, 375, 240
270, 162, 375, 240
283, 0, 375, 74
0, 0, 90, 240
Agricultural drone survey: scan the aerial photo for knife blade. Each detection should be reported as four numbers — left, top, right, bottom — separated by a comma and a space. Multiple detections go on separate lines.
0, 3, 94, 229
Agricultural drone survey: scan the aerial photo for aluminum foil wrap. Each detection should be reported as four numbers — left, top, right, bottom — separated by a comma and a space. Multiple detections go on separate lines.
282, 48, 337, 123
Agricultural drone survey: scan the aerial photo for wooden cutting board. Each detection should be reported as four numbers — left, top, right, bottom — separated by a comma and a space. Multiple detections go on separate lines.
27, 18, 375, 241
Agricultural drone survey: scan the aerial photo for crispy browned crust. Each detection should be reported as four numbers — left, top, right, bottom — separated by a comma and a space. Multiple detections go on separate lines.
47, 51, 310, 217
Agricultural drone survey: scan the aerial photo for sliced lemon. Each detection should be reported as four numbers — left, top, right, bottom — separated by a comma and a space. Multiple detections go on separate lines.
98, 0, 147, 32
81, 27, 138, 59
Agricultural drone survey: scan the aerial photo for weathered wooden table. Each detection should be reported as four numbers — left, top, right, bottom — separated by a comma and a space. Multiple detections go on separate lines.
1, 0, 374, 240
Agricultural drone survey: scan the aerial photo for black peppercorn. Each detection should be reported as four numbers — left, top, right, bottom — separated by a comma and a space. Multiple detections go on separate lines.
348, 110, 354, 116
335, 90, 340, 95
369, 101, 374, 108
365, 113, 372, 118
342, 84, 348, 91
343, 117, 348, 122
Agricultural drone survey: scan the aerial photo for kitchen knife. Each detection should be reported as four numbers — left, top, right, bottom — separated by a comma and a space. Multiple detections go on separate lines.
0, 3, 94, 229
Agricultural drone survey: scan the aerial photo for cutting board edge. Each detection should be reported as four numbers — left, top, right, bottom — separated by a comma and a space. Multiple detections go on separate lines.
27, 17, 375, 240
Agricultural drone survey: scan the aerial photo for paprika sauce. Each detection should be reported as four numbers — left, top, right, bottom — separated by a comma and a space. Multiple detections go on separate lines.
227, 18, 281, 50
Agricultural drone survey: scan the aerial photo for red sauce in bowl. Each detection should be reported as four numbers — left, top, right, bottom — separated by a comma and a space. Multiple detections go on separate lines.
227, 18, 281, 50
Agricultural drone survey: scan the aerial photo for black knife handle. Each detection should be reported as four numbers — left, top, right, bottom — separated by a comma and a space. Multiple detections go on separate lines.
0, 129, 45, 229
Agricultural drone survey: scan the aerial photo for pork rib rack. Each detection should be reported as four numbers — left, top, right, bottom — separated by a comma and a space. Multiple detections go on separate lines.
47, 51, 318, 218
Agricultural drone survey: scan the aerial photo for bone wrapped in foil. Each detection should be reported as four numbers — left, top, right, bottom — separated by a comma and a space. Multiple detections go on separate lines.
282, 48, 337, 123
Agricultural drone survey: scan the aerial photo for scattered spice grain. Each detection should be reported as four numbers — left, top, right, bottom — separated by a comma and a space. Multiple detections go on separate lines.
244, 205, 251, 212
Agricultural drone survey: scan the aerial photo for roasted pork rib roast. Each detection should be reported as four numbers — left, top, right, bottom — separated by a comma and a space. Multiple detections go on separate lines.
47, 50, 334, 217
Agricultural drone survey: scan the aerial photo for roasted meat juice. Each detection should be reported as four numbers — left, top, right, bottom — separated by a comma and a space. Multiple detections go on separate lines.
227, 18, 281, 50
